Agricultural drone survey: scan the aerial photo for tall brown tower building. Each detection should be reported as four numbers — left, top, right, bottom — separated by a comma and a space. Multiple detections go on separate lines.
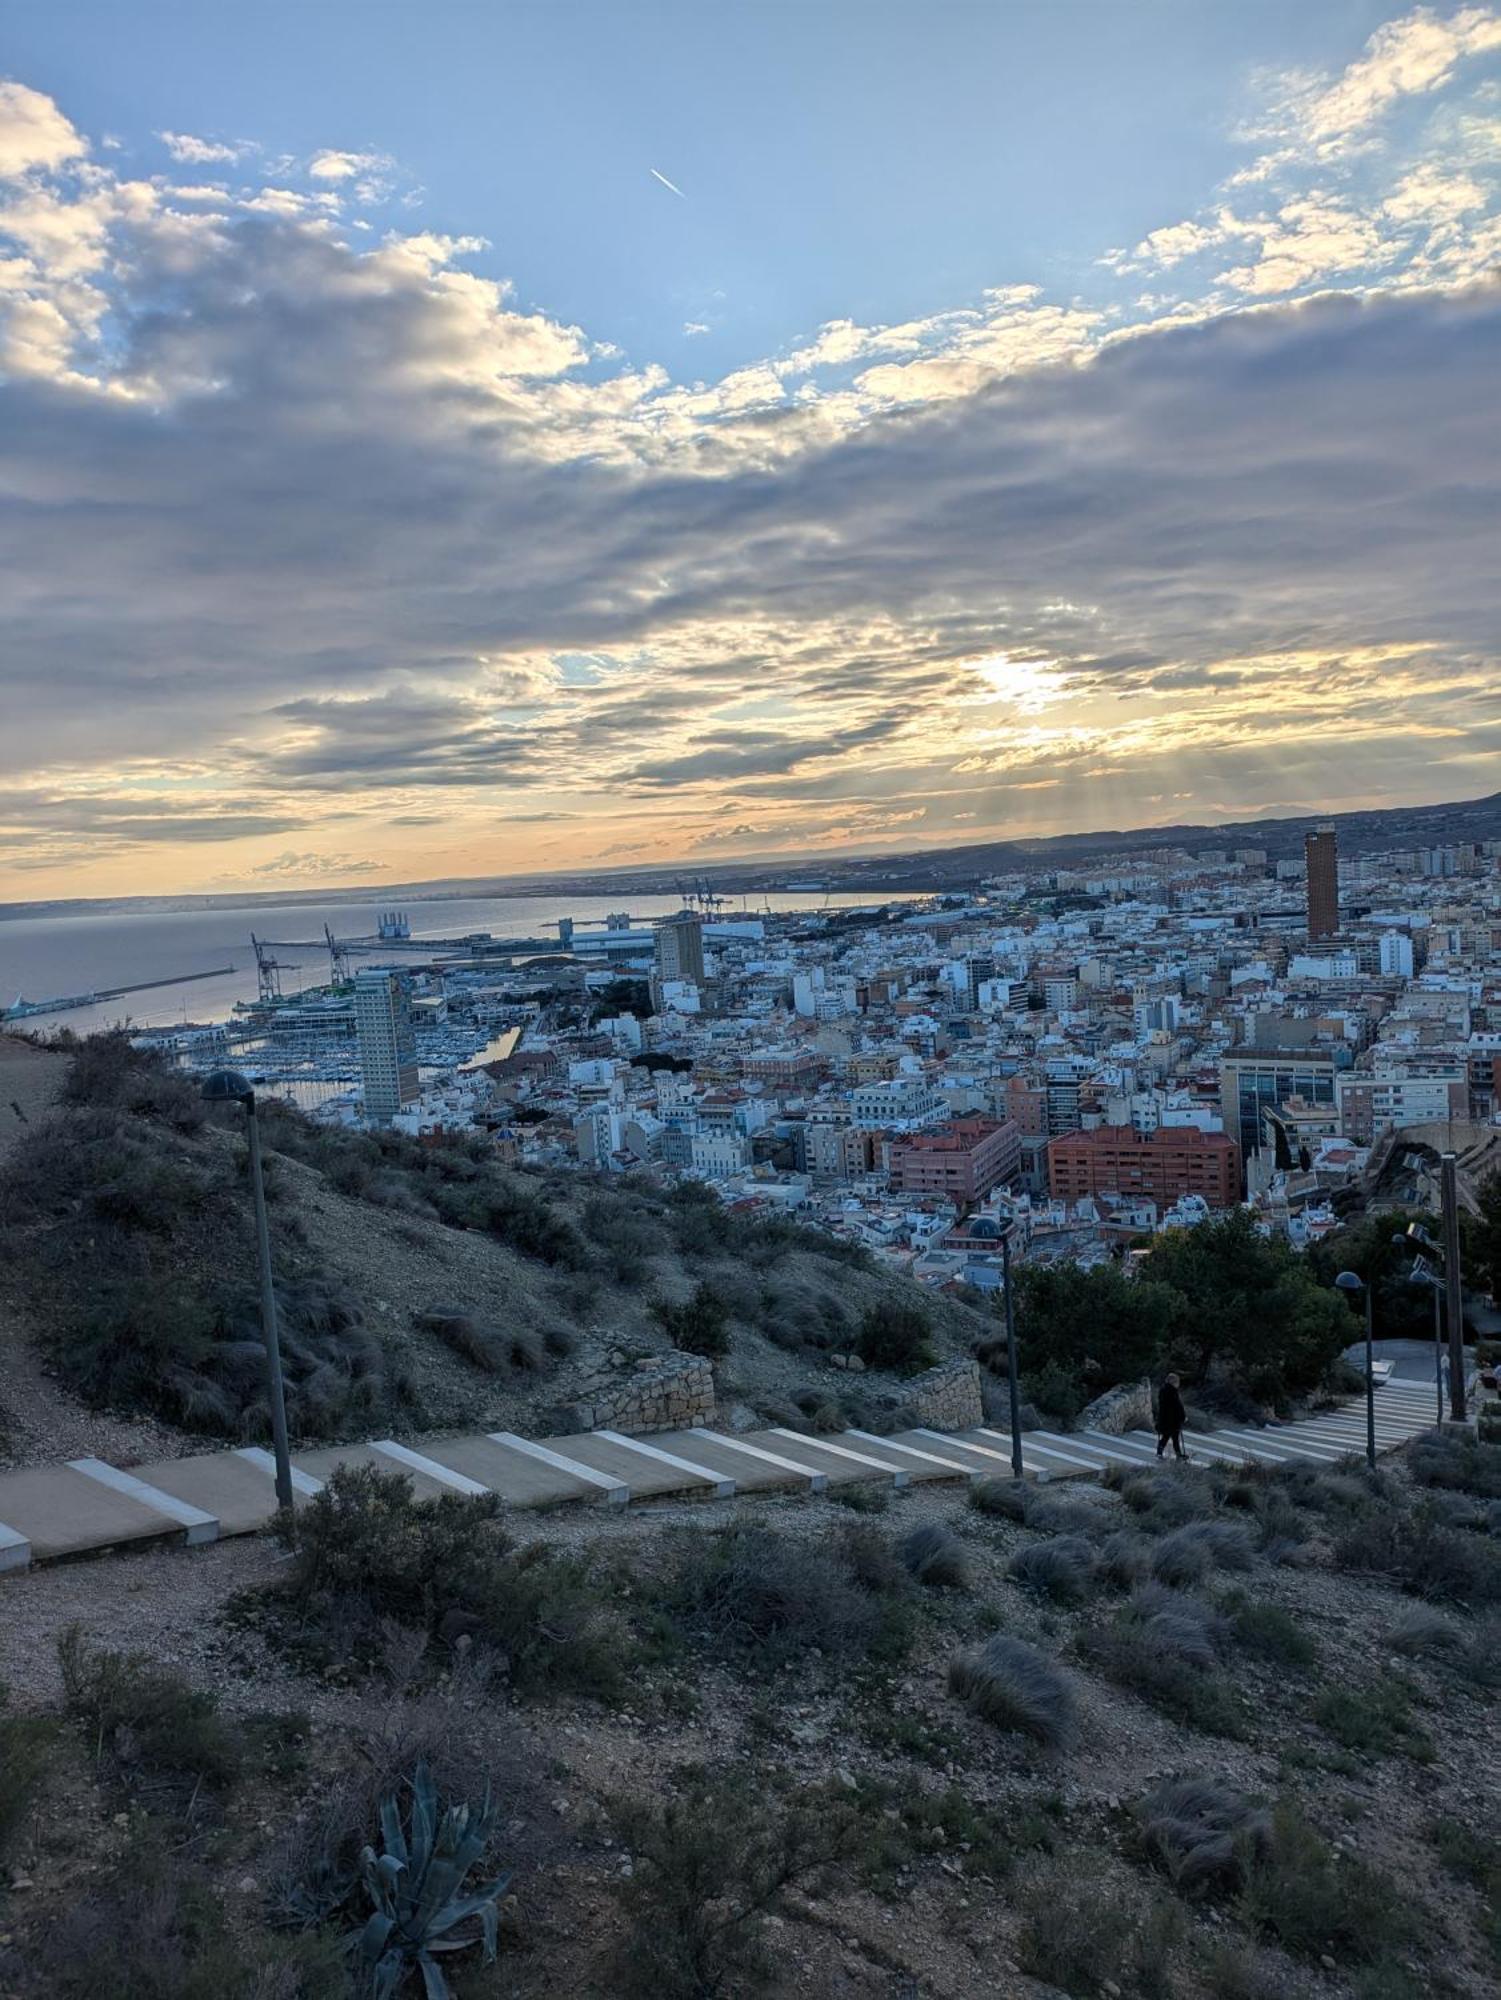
1305, 824, 1339, 941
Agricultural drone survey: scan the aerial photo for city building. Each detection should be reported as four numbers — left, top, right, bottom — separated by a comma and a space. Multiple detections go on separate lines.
1219, 1047, 1342, 1167
353, 969, 419, 1124
1046, 1124, 1240, 1209
1305, 824, 1339, 941
654, 911, 705, 986
888, 1117, 1022, 1204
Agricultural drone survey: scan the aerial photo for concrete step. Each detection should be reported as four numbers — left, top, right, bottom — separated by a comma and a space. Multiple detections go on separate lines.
0, 1462, 211, 1563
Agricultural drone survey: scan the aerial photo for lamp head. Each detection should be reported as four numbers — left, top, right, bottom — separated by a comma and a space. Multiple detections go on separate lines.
1334, 1270, 1365, 1295
201, 1068, 255, 1106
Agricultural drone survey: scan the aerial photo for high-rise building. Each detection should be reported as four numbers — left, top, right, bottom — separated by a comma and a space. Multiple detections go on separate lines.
1305, 823, 1339, 941
354, 968, 419, 1124
655, 911, 705, 987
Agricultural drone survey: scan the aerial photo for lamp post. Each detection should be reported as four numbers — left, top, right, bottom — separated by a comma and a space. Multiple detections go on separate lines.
1440, 1152, 1467, 1423
202, 1070, 294, 1516
999, 1224, 1023, 1479
1334, 1270, 1377, 1471
1396, 1234, 1446, 1427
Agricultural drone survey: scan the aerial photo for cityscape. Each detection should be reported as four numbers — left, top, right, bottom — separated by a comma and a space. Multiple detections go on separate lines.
128, 817, 1501, 1292
4, 3, 1501, 1997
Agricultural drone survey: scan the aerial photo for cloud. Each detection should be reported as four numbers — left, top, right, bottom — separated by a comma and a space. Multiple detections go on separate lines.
158, 130, 249, 166
1299, 4, 1501, 156
2, 66, 1501, 887
0, 80, 86, 179
249, 848, 388, 876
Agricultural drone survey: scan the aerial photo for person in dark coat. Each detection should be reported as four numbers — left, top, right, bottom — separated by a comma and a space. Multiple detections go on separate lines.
1156, 1373, 1188, 1460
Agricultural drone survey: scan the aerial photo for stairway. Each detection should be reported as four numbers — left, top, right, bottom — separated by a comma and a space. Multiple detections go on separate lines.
0, 1380, 1444, 1574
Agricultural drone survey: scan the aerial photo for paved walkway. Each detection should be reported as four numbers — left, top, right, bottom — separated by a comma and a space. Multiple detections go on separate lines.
0, 1379, 1446, 1573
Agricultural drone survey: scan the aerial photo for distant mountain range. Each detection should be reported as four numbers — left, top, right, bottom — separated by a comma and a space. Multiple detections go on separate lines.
6, 790, 1500, 920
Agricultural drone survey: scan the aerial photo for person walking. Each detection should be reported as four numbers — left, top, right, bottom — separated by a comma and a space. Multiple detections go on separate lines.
1156, 1372, 1188, 1461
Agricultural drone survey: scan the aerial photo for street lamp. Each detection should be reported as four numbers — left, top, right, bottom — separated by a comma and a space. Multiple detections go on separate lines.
998, 1223, 1023, 1479
1334, 1270, 1377, 1471
1394, 1233, 1445, 1426
202, 1070, 294, 1516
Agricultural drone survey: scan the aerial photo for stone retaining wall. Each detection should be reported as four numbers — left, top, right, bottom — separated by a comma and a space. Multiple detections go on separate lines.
1079, 1379, 1155, 1436
904, 1357, 983, 1432
565, 1350, 716, 1435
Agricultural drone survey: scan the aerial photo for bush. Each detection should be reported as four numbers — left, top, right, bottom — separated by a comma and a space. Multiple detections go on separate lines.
1009, 1535, 1098, 1605
901, 1522, 970, 1590
415, 1307, 547, 1375
32, 1843, 346, 2000
1335, 1508, 1501, 1606
1238, 1802, 1420, 1964
57, 1628, 243, 1810
1152, 1520, 1255, 1587
1018, 1360, 1087, 1429
0, 1685, 54, 1864
1081, 1606, 1244, 1737
1098, 1529, 1152, 1589
652, 1282, 732, 1359
1408, 1431, 1501, 1500
1139, 1778, 1272, 1894
948, 1634, 1075, 1747
1224, 1595, 1318, 1669
650, 1520, 914, 1668
969, 1476, 1030, 1520
609, 1768, 856, 2000
854, 1298, 934, 1374
1386, 1605, 1462, 1659
1014, 1854, 1185, 1994
254, 1464, 626, 1696
1118, 1468, 1215, 1531
1025, 1494, 1107, 1538
1313, 1680, 1433, 1762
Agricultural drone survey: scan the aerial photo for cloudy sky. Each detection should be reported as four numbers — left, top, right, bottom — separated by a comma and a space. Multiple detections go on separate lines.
1, 1, 1499, 898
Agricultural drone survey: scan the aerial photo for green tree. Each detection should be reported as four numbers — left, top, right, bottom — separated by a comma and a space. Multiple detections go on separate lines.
1012, 1263, 1184, 1390
1464, 1171, 1501, 1306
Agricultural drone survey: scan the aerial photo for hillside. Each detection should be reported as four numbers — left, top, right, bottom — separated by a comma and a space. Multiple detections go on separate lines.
0, 1034, 991, 1471
2, 1430, 1500, 1998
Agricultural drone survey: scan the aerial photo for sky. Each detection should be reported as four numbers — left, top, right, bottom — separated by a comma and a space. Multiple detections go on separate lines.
0, 2, 1499, 899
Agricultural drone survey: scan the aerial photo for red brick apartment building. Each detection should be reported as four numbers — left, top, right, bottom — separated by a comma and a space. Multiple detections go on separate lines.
1046, 1124, 1240, 1209
889, 1117, 1021, 1204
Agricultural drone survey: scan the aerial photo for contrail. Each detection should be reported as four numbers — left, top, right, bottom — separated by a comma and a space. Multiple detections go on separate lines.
650, 167, 686, 198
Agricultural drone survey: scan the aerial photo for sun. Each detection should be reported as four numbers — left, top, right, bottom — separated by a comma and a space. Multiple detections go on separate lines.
969, 653, 1066, 712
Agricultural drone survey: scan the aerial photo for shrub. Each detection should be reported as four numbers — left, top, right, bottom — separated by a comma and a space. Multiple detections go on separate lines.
1098, 1529, 1152, 1589
1025, 1495, 1107, 1538
1313, 1681, 1433, 1762
1224, 1596, 1318, 1669
255, 1464, 626, 1696
828, 1482, 890, 1515
1009, 1535, 1098, 1605
1082, 1601, 1244, 1736
854, 1298, 934, 1374
1014, 1855, 1184, 1994
1238, 1802, 1420, 1964
969, 1476, 1030, 1520
1335, 1509, 1501, 1606
415, 1307, 547, 1375
1118, 1468, 1215, 1531
1386, 1606, 1462, 1659
901, 1522, 970, 1590
609, 1768, 857, 2000
0, 1685, 54, 1864
1018, 1360, 1087, 1429
1408, 1431, 1501, 1500
651, 1520, 913, 1668
1139, 1778, 1272, 1894
652, 1282, 732, 1359
1152, 1520, 1256, 1587
34, 1843, 346, 2000
948, 1634, 1075, 1747
57, 1628, 243, 1809
582, 1195, 666, 1283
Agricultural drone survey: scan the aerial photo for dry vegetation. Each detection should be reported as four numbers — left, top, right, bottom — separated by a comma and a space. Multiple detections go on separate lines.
2, 1433, 1500, 1997
0, 1035, 989, 1468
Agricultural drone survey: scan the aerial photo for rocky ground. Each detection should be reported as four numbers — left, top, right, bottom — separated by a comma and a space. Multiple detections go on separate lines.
2, 1446, 1499, 2000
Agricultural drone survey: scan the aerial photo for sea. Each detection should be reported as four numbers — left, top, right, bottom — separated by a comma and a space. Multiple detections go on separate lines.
0, 889, 916, 1037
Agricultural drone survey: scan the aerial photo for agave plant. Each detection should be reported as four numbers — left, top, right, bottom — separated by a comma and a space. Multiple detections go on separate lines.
353, 1760, 510, 1999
